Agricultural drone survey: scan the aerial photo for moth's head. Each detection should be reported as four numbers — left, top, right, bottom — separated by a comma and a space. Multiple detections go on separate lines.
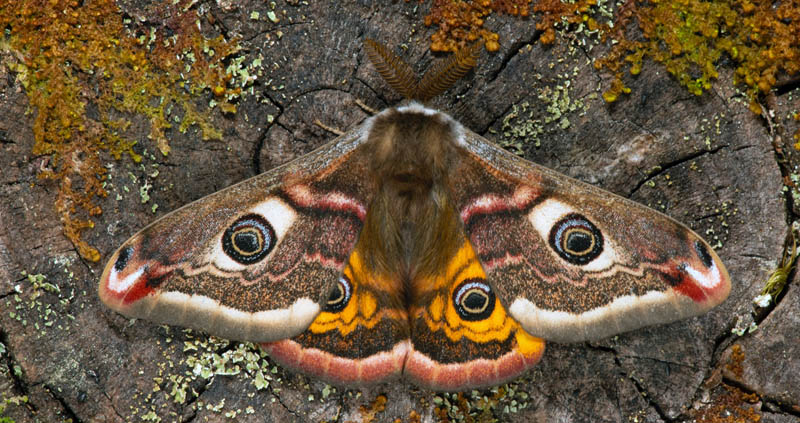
366, 102, 464, 162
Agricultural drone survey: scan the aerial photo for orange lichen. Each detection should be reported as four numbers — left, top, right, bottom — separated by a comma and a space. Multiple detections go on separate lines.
593, 0, 800, 110
691, 344, 762, 422
421, 0, 799, 123
692, 384, 762, 423
422, 0, 597, 52
1, 0, 241, 261
726, 344, 745, 379
531, 0, 595, 45
794, 112, 800, 149
359, 394, 388, 423
424, 0, 530, 52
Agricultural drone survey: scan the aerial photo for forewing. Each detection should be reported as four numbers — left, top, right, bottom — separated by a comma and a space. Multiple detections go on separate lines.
99, 126, 376, 342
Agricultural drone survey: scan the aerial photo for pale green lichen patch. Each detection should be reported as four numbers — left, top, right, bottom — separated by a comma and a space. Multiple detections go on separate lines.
104, 154, 163, 215
699, 200, 735, 250
499, 101, 543, 154
731, 314, 759, 337
4, 270, 78, 338
497, 58, 590, 155
0, 395, 29, 423
122, 329, 302, 420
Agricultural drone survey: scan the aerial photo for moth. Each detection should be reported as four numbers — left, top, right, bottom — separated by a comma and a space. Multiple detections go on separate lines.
99, 40, 731, 391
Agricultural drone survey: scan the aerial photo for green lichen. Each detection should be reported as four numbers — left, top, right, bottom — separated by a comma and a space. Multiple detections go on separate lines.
0, 0, 245, 261
500, 101, 543, 153
423, 0, 598, 52
498, 67, 589, 154
0, 395, 28, 423
123, 330, 290, 421
592, 0, 800, 113
755, 227, 798, 308
5, 270, 78, 338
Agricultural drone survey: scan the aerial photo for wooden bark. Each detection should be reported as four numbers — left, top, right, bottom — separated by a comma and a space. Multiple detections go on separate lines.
1, 1, 798, 422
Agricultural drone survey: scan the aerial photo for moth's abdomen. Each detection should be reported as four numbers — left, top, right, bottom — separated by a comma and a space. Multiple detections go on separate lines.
358, 105, 468, 279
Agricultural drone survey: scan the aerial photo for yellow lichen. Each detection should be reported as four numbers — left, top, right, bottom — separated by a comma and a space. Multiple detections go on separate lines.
421, 0, 799, 125
0, 0, 242, 261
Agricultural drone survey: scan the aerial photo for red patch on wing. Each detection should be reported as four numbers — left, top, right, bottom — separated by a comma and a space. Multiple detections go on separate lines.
670, 268, 708, 303
284, 184, 367, 220
459, 186, 538, 223
99, 246, 174, 307
673, 278, 706, 302
118, 276, 155, 304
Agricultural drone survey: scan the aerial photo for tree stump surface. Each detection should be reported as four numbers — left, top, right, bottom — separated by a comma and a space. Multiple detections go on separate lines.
1, 2, 798, 422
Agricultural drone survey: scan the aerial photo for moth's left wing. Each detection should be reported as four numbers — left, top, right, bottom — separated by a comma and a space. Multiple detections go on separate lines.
99, 125, 376, 342
446, 128, 731, 343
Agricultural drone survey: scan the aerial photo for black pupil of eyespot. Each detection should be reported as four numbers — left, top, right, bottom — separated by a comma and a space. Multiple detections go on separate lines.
549, 213, 603, 265
323, 277, 351, 313
453, 279, 495, 321
222, 214, 275, 265
234, 230, 260, 254
464, 292, 486, 310
328, 284, 343, 304
565, 230, 592, 253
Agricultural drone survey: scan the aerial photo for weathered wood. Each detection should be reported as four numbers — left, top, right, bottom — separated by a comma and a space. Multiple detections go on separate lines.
1, 1, 797, 422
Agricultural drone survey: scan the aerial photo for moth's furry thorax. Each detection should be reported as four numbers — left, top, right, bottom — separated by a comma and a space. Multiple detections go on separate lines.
357, 105, 466, 281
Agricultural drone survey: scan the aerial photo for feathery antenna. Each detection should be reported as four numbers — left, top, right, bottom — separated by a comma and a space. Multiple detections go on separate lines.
363, 39, 419, 100
364, 38, 482, 102
415, 40, 483, 102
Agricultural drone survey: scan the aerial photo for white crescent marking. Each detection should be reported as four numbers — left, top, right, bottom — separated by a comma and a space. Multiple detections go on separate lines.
105, 266, 145, 294
527, 198, 619, 272
684, 260, 722, 289
155, 291, 319, 342
209, 197, 298, 272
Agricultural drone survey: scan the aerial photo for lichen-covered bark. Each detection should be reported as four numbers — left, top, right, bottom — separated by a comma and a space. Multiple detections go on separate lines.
1, 1, 798, 422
